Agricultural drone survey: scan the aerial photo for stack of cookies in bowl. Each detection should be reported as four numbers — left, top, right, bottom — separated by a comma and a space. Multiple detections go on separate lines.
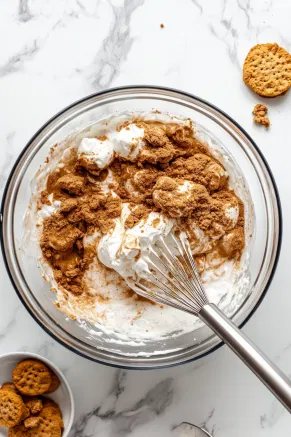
0, 358, 63, 436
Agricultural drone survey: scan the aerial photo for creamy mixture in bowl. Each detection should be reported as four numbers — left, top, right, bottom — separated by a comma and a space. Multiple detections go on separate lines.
26, 112, 253, 342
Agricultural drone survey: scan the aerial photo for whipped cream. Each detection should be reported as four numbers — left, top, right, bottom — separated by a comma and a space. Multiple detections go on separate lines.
225, 204, 239, 225
177, 180, 194, 194
98, 204, 173, 280
36, 194, 61, 225
78, 123, 145, 168
78, 137, 114, 169
186, 222, 213, 255
111, 124, 145, 158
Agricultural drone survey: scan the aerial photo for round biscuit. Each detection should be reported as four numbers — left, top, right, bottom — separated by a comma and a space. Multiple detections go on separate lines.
0, 390, 24, 427
243, 43, 291, 97
41, 397, 63, 429
0, 382, 18, 394
9, 419, 62, 437
12, 360, 52, 396
40, 407, 64, 430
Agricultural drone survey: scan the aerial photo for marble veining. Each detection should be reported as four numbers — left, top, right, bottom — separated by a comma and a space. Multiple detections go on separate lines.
18, 0, 33, 22
0, 41, 39, 77
71, 375, 173, 437
1, 0, 291, 436
90, 0, 145, 89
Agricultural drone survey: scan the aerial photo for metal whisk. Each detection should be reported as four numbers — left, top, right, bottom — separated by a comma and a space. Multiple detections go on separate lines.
132, 233, 291, 412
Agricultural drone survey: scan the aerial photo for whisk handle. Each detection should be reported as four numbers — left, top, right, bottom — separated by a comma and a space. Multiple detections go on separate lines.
199, 303, 291, 412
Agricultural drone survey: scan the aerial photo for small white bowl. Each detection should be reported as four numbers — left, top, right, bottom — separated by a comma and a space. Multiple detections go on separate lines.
0, 352, 74, 437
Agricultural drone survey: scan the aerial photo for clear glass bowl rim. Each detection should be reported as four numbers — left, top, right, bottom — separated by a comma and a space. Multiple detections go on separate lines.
0, 85, 283, 369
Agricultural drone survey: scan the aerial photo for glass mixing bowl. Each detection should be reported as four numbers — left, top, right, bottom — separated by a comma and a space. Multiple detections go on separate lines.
1, 86, 282, 369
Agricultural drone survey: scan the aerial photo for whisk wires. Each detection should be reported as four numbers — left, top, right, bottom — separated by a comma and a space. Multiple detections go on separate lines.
132, 233, 209, 315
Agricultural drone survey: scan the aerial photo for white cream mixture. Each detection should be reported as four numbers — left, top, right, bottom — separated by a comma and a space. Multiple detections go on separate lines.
78, 123, 145, 167
28, 112, 254, 343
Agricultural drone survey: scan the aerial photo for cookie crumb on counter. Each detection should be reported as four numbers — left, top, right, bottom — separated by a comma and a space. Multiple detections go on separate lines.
252, 104, 270, 128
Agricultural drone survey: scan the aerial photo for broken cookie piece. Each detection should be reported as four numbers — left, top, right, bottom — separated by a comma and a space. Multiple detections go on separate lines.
24, 397, 43, 415
24, 416, 41, 429
252, 104, 270, 128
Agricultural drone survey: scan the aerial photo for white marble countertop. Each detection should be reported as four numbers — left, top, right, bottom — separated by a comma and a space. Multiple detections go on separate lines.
1, 0, 291, 435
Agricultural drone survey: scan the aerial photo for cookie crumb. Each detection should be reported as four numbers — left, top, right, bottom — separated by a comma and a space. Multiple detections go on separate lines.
25, 397, 43, 415
24, 416, 41, 429
252, 104, 270, 128
160, 23, 164, 28
21, 406, 30, 420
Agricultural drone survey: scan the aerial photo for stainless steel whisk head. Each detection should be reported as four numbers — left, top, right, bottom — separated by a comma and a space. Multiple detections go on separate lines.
131, 232, 291, 413
132, 232, 208, 315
